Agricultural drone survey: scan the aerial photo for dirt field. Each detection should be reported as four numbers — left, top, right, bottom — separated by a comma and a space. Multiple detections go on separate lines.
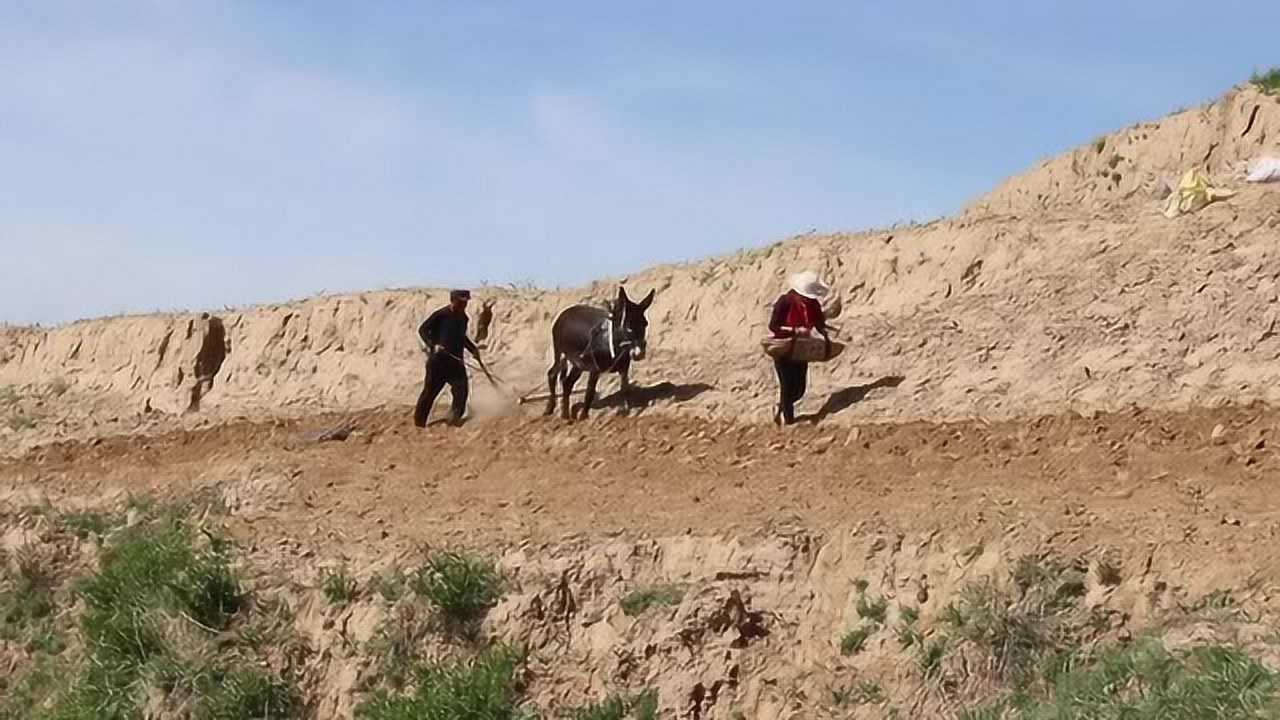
6, 402, 1280, 559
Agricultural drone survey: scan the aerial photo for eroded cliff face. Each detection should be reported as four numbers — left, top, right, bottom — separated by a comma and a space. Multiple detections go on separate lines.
3, 483, 1276, 720
968, 86, 1280, 216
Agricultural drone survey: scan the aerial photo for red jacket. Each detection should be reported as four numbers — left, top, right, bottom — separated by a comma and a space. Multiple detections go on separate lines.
769, 290, 827, 338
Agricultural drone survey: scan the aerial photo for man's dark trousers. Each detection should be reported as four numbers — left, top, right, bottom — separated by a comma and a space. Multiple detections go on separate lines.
414, 352, 468, 426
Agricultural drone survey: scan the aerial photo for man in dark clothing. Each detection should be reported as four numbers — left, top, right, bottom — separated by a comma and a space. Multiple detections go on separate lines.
768, 271, 831, 425
414, 289, 482, 427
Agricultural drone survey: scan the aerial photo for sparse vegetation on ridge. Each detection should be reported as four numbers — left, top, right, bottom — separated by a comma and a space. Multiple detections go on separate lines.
1252, 67, 1280, 94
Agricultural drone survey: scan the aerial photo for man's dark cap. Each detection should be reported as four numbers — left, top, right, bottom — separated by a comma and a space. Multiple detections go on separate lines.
450, 289, 471, 301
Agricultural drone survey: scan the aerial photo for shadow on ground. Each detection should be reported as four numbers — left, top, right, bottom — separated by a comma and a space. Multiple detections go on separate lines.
797, 375, 905, 423
593, 381, 716, 411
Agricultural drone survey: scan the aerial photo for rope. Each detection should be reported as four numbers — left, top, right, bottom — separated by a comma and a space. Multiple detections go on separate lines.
432, 315, 636, 406
435, 350, 520, 401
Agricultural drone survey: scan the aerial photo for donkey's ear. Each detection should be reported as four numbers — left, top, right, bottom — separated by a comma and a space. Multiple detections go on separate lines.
637, 289, 655, 310
617, 286, 630, 305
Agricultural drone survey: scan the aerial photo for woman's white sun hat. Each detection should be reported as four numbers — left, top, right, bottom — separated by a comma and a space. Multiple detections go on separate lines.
788, 271, 831, 300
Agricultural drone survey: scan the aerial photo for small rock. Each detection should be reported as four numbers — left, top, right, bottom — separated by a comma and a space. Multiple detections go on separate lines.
1211, 424, 1227, 445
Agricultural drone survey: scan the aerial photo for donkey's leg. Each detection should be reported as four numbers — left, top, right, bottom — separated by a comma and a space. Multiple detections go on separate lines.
557, 362, 573, 419
543, 354, 562, 416
562, 367, 582, 420
616, 368, 632, 415
579, 371, 600, 420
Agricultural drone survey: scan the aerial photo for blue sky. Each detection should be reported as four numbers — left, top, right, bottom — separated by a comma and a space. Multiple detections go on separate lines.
3, 1, 1277, 325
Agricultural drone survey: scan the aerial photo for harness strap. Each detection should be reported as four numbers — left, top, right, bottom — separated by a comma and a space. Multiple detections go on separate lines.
617, 304, 625, 359
606, 314, 616, 364
573, 316, 632, 374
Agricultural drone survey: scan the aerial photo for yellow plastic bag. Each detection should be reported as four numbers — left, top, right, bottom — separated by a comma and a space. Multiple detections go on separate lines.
1163, 168, 1236, 217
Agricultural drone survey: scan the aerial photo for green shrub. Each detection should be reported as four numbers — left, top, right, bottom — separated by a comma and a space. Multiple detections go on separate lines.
1, 547, 56, 631
918, 638, 949, 678
61, 510, 117, 540
0, 656, 65, 720
830, 680, 884, 708
356, 645, 529, 720
964, 640, 1280, 719
897, 623, 922, 649
562, 689, 659, 720
411, 551, 503, 622
194, 666, 300, 720
840, 625, 874, 656
856, 594, 888, 624
619, 586, 683, 617
52, 519, 246, 717
99, 521, 239, 624
46, 662, 139, 720
368, 606, 434, 690
322, 566, 358, 606
370, 568, 407, 603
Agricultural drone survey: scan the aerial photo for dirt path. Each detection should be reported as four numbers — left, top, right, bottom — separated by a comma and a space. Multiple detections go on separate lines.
5, 404, 1280, 576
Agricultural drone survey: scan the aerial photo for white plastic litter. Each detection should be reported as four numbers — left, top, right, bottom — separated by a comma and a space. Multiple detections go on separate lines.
1246, 157, 1280, 184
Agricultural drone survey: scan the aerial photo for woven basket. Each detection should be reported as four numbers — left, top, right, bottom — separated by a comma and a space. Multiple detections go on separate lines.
760, 336, 845, 363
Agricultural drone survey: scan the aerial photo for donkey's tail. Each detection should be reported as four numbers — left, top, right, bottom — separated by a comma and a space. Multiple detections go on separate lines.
546, 306, 570, 368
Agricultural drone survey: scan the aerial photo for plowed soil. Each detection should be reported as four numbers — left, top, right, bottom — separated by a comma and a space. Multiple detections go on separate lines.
7, 403, 1280, 577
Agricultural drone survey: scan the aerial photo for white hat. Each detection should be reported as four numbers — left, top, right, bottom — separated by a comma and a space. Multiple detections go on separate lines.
788, 271, 830, 300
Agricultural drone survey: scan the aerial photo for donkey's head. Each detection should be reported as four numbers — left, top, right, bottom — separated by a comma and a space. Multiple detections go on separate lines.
612, 287, 655, 361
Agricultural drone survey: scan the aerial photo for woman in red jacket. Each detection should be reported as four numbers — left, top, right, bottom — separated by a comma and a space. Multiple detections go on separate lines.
768, 271, 831, 425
